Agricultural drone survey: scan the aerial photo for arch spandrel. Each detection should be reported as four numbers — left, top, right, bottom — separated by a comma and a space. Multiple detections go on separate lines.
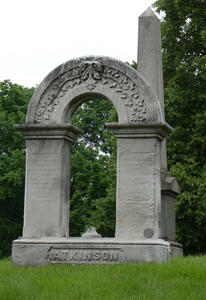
26, 56, 163, 125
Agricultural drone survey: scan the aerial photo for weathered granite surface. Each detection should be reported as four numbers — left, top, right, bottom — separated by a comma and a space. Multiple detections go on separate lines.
106, 123, 172, 240
12, 238, 183, 266
81, 227, 101, 239
11, 7, 183, 265
15, 124, 82, 238
26, 56, 163, 126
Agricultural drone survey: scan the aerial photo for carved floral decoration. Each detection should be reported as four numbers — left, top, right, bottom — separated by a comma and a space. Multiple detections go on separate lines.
34, 61, 147, 123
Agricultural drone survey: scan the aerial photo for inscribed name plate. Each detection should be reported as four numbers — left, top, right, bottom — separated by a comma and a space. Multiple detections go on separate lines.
46, 247, 125, 264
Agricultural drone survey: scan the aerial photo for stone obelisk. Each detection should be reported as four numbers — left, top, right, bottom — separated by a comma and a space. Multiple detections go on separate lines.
137, 7, 167, 171
137, 7, 180, 241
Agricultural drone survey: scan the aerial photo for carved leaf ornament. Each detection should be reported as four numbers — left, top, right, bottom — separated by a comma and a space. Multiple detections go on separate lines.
34, 61, 147, 124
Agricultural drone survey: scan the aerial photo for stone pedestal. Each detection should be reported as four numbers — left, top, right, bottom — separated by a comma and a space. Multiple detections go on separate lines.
15, 124, 83, 238
12, 238, 183, 266
106, 123, 173, 240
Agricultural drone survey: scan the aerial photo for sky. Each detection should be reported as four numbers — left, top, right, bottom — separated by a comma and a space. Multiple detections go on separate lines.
0, 0, 156, 88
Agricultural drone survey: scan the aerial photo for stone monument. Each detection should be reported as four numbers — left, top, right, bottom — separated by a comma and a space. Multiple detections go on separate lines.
12, 8, 183, 265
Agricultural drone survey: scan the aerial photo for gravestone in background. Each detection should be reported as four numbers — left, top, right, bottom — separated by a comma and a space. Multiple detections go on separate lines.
12, 8, 183, 265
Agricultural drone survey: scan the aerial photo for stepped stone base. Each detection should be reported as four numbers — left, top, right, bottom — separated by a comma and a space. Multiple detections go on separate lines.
12, 238, 183, 266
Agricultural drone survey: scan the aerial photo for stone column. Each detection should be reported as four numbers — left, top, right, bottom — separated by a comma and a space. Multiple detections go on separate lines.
137, 7, 167, 171
137, 9, 180, 226
106, 123, 172, 240
15, 124, 82, 238
137, 8, 164, 116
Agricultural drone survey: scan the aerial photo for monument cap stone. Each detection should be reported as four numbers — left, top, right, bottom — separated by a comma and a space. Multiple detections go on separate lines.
139, 7, 157, 17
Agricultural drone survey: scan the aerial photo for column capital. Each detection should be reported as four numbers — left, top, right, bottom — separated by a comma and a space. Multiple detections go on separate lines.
14, 123, 83, 142
106, 122, 173, 140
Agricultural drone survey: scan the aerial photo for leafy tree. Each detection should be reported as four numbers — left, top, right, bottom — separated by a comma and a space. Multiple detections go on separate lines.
0, 80, 34, 258
154, 0, 206, 254
70, 99, 117, 237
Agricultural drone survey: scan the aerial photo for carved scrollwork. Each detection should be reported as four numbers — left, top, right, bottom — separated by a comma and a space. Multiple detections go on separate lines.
80, 61, 103, 90
34, 60, 147, 124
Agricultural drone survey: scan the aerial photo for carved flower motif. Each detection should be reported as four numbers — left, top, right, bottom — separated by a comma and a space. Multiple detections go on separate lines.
34, 63, 148, 124
80, 61, 103, 90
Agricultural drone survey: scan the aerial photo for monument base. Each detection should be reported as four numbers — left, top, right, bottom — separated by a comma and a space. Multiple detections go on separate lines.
12, 238, 183, 266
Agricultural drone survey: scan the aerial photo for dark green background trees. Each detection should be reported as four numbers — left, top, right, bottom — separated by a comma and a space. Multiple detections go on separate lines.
0, 81, 34, 257
0, 0, 205, 257
154, 0, 206, 254
70, 99, 117, 237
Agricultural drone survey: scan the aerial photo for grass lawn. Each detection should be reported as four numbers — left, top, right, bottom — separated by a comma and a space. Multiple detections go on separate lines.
0, 256, 206, 300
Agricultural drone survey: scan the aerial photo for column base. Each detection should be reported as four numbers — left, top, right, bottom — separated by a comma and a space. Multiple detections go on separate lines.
12, 238, 183, 266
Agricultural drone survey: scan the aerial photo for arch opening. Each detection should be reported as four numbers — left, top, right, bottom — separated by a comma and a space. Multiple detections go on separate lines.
64, 92, 118, 124
69, 97, 118, 237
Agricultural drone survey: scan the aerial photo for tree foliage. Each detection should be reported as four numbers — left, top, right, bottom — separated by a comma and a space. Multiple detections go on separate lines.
0, 80, 34, 258
70, 99, 117, 237
154, 0, 206, 254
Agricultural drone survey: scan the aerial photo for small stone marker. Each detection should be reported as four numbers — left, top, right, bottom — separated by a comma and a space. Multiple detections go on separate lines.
81, 227, 102, 239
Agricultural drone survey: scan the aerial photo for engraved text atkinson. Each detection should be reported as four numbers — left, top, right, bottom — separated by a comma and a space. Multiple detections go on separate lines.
46, 248, 121, 263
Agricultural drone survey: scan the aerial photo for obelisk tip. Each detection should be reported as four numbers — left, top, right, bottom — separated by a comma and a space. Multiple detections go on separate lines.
139, 7, 157, 18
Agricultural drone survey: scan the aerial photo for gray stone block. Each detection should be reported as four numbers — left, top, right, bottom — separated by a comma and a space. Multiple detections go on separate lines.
12, 238, 183, 266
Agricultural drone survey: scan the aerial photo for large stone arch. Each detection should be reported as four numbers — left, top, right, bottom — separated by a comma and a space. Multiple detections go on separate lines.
26, 56, 163, 125
12, 56, 181, 266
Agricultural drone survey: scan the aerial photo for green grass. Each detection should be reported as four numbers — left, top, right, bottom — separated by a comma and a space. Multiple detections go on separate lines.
0, 256, 206, 300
